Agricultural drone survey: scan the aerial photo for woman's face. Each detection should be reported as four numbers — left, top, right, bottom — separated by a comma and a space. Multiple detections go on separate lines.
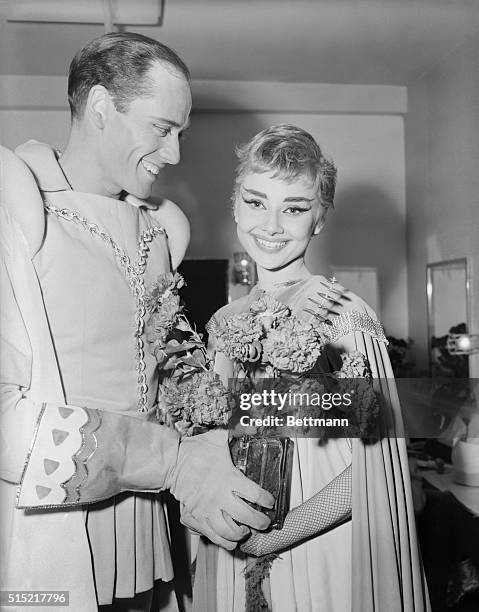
234, 170, 324, 273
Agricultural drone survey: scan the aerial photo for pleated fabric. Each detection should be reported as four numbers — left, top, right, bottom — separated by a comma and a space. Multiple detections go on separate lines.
84, 493, 175, 605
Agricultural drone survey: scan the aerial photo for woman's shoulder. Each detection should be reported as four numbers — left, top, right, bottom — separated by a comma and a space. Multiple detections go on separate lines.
213, 294, 252, 322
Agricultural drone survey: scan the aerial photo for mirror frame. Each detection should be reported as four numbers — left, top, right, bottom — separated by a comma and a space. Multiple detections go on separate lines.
426, 257, 470, 376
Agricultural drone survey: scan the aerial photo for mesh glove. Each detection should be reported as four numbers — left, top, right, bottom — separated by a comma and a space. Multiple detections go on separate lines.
240, 463, 352, 557
167, 429, 274, 550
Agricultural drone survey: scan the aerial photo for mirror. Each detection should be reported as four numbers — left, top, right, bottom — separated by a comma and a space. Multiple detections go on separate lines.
427, 258, 470, 377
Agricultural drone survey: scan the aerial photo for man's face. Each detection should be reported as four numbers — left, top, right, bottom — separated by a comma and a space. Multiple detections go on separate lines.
100, 62, 191, 199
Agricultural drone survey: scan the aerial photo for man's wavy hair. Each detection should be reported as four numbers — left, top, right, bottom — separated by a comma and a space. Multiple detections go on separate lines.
68, 32, 190, 120
233, 124, 337, 209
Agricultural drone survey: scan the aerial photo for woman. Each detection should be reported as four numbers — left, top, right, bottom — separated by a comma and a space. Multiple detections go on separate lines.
193, 125, 430, 611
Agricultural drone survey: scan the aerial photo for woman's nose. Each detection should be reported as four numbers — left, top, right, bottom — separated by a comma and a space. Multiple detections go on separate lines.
262, 210, 284, 234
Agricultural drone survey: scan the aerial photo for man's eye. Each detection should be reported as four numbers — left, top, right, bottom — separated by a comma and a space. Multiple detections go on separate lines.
154, 125, 171, 137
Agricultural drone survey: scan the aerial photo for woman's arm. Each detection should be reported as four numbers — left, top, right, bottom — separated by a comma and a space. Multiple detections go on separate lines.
240, 463, 352, 556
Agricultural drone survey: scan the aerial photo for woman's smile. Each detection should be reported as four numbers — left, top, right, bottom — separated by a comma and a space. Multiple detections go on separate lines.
252, 235, 289, 251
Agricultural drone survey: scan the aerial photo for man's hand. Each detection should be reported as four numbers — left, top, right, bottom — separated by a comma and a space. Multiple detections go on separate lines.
166, 429, 274, 550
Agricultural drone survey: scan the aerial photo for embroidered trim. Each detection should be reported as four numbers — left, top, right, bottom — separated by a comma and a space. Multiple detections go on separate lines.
44, 203, 165, 412
323, 311, 388, 345
15, 403, 48, 508
61, 408, 102, 504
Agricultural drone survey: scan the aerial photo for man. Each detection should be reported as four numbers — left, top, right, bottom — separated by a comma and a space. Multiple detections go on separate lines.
0, 33, 273, 611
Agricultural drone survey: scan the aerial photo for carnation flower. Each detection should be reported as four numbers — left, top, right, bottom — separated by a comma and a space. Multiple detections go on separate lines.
159, 370, 231, 435
335, 351, 371, 379
145, 272, 185, 313
249, 294, 290, 330
262, 315, 326, 373
215, 313, 264, 362
146, 293, 182, 345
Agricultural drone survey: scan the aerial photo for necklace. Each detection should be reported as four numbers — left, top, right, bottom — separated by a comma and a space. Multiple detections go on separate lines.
256, 278, 309, 293
272, 278, 308, 288
44, 202, 165, 413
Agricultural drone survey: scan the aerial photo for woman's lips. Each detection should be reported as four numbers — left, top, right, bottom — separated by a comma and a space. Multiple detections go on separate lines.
252, 235, 288, 251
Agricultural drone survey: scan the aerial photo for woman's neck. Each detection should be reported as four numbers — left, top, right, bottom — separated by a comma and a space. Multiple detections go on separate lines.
256, 259, 312, 291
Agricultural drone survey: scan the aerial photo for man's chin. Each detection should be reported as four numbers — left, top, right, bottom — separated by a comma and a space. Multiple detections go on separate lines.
128, 184, 153, 200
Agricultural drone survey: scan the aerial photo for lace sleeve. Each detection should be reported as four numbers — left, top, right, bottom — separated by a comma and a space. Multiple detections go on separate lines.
240, 463, 352, 557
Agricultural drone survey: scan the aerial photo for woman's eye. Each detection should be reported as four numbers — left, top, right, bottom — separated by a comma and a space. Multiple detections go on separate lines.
285, 206, 308, 215
243, 198, 264, 209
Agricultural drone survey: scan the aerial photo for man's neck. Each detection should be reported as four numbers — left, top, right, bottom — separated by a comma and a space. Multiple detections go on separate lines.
59, 131, 120, 198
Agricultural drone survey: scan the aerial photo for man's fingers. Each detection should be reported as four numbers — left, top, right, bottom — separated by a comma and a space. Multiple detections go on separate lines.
180, 513, 237, 551
226, 494, 272, 531
222, 510, 250, 539
232, 470, 275, 509
207, 511, 250, 542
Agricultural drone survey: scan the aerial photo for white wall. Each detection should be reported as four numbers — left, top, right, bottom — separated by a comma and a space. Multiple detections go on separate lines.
0, 78, 408, 337
406, 33, 479, 374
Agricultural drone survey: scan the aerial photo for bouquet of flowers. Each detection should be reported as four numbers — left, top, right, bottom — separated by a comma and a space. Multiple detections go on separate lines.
145, 272, 232, 436
213, 291, 380, 527
215, 291, 379, 438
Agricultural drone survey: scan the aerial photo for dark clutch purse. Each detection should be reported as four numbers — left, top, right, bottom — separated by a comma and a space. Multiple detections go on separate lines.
230, 435, 294, 529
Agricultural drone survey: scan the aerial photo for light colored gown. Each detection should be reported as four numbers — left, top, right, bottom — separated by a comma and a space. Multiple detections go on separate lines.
194, 277, 430, 612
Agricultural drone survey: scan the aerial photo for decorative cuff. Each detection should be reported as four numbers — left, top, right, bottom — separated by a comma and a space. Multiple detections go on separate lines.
16, 403, 100, 509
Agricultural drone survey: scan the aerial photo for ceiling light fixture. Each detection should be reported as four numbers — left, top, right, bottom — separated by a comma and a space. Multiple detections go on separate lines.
6, 0, 164, 27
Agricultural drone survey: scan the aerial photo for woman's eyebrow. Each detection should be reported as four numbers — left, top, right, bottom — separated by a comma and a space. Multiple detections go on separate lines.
242, 187, 268, 198
283, 196, 315, 203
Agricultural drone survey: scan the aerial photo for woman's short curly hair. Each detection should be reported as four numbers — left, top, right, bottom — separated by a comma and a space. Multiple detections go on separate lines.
233, 124, 337, 209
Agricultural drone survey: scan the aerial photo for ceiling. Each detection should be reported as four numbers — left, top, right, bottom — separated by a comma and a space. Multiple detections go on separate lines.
1, 0, 479, 85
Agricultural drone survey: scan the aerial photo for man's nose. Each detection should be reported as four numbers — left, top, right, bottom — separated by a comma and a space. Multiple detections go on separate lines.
160, 136, 180, 166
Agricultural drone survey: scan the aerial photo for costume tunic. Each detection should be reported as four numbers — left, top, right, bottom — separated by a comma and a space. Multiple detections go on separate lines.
0, 142, 180, 610
193, 278, 431, 612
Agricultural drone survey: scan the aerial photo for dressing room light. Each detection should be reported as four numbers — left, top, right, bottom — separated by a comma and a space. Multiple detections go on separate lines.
233, 252, 256, 285
447, 333, 479, 355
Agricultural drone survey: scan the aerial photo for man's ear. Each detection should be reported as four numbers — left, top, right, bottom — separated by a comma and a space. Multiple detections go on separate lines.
86, 85, 110, 129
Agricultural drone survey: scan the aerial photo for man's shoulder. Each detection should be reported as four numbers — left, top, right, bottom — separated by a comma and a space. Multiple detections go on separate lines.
138, 197, 190, 270
0, 145, 45, 256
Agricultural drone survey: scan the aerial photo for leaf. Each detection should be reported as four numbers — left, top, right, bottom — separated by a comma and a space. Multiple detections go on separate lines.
176, 319, 193, 332
181, 354, 206, 368
164, 340, 203, 355
163, 356, 184, 370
